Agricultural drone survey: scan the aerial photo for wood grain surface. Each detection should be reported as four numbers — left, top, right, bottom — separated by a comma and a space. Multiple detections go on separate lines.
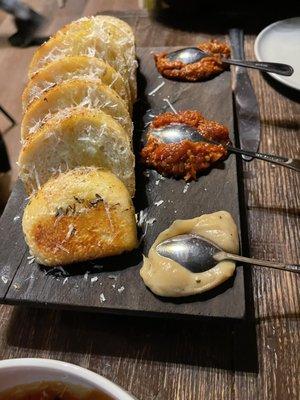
0, 2, 299, 400
0, 46, 246, 319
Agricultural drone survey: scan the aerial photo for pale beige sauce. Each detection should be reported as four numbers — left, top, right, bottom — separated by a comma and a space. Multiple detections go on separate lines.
140, 211, 239, 297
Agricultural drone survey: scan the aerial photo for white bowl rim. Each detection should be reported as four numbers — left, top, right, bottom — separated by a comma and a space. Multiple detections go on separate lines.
254, 17, 300, 91
0, 358, 136, 400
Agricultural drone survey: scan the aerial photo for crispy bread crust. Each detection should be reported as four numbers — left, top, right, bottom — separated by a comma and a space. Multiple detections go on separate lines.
22, 167, 138, 266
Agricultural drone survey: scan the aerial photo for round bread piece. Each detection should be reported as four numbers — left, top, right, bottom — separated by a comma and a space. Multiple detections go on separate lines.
19, 108, 135, 196
28, 15, 137, 102
21, 78, 132, 141
22, 56, 131, 113
22, 167, 138, 266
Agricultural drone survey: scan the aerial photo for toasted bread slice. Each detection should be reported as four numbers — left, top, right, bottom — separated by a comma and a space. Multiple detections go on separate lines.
21, 78, 132, 141
19, 108, 135, 196
22, 167, 138, 266
23, 56, 131, 113
28, 16, 137, 102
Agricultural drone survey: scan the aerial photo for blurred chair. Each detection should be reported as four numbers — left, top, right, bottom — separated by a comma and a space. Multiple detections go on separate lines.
0, 131, 11, 213
0, 0, 46, 47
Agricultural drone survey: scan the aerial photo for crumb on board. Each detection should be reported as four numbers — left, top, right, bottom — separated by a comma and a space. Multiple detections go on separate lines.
13, 282, 21, 290
146, 217, 156, 225
163, 98, 178, 114
84, 271, 89, 280
183, 182, 190, 193
148, 81, 165, 96
100, 293, 106, 303
27, 255, 35, 264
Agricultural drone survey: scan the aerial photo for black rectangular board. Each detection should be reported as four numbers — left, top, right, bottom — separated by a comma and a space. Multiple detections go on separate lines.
0, 47, 246, 319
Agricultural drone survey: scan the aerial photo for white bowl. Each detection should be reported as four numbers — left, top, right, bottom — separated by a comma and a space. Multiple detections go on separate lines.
0, 358, 136, 400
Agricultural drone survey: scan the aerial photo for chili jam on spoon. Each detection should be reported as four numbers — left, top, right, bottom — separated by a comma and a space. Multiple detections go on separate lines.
140, 110, 230, 180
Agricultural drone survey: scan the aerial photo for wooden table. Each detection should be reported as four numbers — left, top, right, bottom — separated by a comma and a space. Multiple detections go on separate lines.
0, 1, 299, 399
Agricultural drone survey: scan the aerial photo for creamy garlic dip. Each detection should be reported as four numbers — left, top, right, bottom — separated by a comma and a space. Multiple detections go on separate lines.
140, 211, 239, 297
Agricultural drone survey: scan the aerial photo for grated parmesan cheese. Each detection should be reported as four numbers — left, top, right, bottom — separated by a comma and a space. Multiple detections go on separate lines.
56, 244, 70, 254
66, 224, 76, 240
100, 293, 106, 302
84, 272, 89, 280
146, 217, 156, 225
148, 81, 165, 96
163, 98, 178, 114
183, 183, 190, 193
117, 286, 125, 293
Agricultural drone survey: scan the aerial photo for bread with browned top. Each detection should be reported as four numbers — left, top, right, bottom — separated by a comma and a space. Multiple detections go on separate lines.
22, 167, 138, 266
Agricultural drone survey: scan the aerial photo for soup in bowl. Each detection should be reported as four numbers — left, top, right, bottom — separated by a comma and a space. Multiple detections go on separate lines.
0, 359, 135, 400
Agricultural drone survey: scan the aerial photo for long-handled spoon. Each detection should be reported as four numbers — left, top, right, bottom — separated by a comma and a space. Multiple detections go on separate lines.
151, 123, 300, 172
156, 234, 300, 274
167, 47, 294, 76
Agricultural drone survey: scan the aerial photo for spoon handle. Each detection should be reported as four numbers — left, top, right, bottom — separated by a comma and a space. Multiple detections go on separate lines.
223, 58, 294, 76
215, 252, 300, 274
227, 146, 300, 172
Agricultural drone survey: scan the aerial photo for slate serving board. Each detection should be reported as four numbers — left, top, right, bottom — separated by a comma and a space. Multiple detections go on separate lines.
0, 47, 246, 319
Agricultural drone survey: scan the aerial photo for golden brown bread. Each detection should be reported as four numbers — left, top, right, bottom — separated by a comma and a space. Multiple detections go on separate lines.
20, 15, 138, 266
22, 167, 138, 266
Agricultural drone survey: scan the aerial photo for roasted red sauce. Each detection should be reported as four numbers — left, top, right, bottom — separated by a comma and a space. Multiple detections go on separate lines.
154, 39, 230, 81
140, 111, 230, 180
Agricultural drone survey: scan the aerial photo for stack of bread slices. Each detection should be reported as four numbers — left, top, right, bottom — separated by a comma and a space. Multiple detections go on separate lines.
19, 15, 138, 267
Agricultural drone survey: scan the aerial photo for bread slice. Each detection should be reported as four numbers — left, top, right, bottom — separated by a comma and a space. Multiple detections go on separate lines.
19, 108, 135, 196
21, 78, 132, 141
28, 15, 137, 102
23, 56, 131, 113
22, 167, 138, 266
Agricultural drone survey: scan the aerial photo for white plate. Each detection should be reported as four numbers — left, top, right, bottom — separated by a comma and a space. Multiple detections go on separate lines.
254, 17, 300, 90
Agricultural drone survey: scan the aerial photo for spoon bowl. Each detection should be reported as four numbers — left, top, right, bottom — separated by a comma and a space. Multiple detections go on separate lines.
167, 47, 207, 64
151, 123, 300, 172
156, 234, 220, 273
156, 233, 300, 274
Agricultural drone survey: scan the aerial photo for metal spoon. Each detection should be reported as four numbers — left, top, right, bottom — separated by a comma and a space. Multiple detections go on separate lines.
167, 47, 294, 76
151, 124, 300, 172
156, 234, 300, 274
